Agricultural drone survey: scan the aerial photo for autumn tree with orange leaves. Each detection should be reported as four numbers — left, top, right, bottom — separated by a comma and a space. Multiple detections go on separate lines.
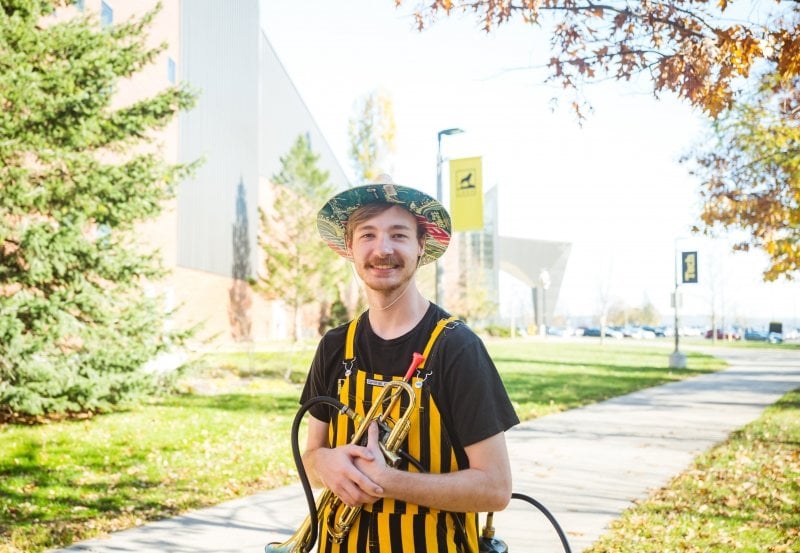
394, 0, 799, 279
687, 72, 799, 280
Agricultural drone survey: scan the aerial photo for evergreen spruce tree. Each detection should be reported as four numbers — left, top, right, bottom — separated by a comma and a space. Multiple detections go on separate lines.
0, 1, 197, 418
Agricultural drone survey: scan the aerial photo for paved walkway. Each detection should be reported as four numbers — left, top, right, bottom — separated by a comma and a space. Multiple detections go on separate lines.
50, 346, 800, 553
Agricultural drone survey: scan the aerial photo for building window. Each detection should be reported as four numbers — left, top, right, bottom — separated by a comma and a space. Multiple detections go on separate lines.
167, 57, 176, 84
74, 0, 85, 11
100, 1, 113, 27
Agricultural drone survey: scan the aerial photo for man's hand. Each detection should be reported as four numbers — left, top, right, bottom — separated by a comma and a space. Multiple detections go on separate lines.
313, 442, 383, 507
353, 422, 389, 488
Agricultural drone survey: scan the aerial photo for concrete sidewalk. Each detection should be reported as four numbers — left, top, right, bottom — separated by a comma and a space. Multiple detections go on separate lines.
50, 347, 800, 553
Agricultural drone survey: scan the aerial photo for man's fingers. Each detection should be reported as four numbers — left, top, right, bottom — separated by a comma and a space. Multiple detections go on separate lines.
338, 481, 364, 507
348, 423, 380, 460
347, 462, 383, 496
337, 477, 381, 506
345, 443, 374, 461
367, 421, 379, 447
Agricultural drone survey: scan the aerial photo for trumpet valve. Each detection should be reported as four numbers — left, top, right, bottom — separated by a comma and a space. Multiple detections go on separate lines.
378, 442, 402, 467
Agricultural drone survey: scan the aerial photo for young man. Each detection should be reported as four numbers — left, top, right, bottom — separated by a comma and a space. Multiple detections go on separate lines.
300, 179, 519, 552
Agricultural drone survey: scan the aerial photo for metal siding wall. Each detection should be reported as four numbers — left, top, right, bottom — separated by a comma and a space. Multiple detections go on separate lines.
178, 0, 259, 276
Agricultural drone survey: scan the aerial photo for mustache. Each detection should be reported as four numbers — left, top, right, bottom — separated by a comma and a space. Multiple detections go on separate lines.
365, 255, 403, 267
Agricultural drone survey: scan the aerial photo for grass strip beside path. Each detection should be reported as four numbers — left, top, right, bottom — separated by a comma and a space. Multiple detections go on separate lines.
1, 341, 725, 552
490, 341, 723, 419
586, 388, 800, 552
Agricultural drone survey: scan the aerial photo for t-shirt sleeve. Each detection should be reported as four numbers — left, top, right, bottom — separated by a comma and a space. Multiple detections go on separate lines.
299, 332, 343, 422
436, 327, 520, 448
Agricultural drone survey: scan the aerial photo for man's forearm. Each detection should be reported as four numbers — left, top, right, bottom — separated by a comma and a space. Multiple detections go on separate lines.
375, 464, 511, 513
301, 447, 326, 488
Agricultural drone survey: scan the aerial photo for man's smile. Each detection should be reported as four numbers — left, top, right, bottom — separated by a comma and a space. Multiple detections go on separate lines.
367, 257, 402, 271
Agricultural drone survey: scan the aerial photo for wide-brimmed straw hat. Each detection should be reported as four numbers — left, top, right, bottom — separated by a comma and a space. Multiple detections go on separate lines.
317, 176, 451, 266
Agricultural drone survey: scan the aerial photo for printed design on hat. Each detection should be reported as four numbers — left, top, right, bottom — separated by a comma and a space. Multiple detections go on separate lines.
317, 184, 451, 266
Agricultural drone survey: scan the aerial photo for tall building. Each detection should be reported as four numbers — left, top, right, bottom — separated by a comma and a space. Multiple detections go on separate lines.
73, 0, 351, 347
444, 185, 571, 331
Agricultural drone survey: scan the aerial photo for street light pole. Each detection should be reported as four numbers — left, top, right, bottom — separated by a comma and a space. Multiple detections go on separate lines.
539, 269, 551, 337
673, 246, 679, 353
435, 127, 464, 306
670, 237, 687, 369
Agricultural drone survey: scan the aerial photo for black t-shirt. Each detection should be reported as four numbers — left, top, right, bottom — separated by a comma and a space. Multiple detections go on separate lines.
300, 303, 520, 450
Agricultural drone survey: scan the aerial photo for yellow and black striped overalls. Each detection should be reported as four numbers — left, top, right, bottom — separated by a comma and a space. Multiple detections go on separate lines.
319, 316, 479, 553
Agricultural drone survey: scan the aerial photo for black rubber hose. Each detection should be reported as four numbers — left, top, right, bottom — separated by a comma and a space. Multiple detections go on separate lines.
510, 492, 572, 553
285, 395, 349, 553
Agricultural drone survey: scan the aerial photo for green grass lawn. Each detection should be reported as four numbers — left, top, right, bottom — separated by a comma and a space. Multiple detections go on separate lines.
490, 340, 724, 418
586, 388, 800, 552
0, 339, 738, 552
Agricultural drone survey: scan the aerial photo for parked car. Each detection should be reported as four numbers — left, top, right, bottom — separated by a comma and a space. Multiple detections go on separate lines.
547, 326, 569, 337
705, 328, 741, 340
683, 326, 706, 337
642, 325, 667, 338
622, 326, 657, 339
744, 329, 784, 343
582, 327, 623, 338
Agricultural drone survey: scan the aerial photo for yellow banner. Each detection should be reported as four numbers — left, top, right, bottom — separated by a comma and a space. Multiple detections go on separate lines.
449, 156, 483, 231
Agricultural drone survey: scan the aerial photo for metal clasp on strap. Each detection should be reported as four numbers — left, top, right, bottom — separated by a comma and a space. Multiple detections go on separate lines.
414, 369, 432, 388
342, 358, 356, 377
443, 319, 460, 330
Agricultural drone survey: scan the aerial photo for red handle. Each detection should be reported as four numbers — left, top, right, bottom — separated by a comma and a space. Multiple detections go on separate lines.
403, 352, 425, 381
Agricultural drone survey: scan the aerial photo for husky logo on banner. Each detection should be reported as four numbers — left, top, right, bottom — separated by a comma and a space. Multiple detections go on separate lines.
449, 157, 483, 231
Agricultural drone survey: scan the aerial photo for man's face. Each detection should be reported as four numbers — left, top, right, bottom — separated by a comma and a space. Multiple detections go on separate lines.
348, 206, 424, 294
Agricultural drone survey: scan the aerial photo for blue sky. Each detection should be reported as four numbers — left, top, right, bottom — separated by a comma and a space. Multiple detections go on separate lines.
260, 0, 799, 326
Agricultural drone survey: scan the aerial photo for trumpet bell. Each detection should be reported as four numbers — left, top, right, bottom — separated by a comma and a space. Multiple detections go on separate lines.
266, 488, 333, 553
265, 536, 307, 553
265, 523, 312, 553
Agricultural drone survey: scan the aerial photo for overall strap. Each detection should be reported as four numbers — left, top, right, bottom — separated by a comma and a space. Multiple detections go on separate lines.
418, 315, 459, 370
343, 313, 459, 368
344, 316, 360, 361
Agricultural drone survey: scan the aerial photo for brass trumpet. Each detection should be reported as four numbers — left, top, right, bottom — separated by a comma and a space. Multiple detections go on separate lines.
326, 378, 416, 542
267, 353, 425, 553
